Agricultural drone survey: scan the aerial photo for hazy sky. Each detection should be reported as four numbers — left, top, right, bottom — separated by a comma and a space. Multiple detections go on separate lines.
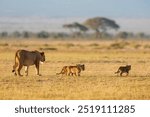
0, 0, 150, 33
0, 0, 150, 18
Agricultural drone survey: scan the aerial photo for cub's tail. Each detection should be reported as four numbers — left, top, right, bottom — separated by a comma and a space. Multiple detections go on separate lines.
56, 72, 62, 75
115, 69, 120, 74
56, 66, 67, 75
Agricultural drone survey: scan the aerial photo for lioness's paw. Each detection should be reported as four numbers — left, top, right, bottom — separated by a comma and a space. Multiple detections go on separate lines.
37, 74, 42, 76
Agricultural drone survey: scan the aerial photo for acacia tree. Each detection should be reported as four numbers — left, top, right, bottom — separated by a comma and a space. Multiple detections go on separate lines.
63, 22, 88, 37
72, 22, 88, 33
63, 24, 74, 33
84, 17, 120, 38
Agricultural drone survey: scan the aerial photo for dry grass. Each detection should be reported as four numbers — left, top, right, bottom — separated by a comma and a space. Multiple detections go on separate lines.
0, 38, 150, 100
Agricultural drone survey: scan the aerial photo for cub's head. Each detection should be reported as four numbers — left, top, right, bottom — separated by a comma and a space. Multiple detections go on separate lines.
126, 65, 131, 70
77, 64, 85, 71
40, 52, 45, 62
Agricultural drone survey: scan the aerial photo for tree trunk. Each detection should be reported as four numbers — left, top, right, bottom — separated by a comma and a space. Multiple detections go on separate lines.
95, 29, 101, 38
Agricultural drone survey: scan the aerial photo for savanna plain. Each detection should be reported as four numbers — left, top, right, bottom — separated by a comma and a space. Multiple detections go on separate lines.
0, 38, 150, 100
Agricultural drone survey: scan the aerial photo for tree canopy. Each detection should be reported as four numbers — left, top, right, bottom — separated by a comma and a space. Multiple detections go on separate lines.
63, 22, 88, 33
84, 17, 120, 38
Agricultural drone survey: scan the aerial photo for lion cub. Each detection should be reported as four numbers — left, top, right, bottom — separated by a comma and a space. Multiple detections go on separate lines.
56, 64, 85, 77
115, 65, 131, 76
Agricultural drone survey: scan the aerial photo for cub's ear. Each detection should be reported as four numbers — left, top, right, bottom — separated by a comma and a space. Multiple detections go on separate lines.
40, 52, 45, 55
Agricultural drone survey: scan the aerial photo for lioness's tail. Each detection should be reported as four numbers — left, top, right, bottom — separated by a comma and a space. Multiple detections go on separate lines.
12, 64, 17, 73
12, 50, 19, 73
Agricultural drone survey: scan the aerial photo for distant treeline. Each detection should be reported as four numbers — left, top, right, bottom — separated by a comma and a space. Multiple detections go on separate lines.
0, 31, 149, 39
0, 17, 150, 39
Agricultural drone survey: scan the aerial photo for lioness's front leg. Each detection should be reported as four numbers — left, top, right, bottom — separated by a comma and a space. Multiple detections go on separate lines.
25, 66, 29, 76
35, 63, 41, 76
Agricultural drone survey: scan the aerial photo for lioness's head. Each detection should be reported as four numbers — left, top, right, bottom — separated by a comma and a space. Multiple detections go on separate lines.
77, 64, 85, 71
40, 52, 45, 62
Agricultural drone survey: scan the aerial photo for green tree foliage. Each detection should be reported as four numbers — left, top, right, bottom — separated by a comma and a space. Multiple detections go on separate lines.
117, 31, 129, 39
84, 17, 120, 38
22, 31, 30, 38
63, 23, 74, 33
63, 22, 88, 37
72, 22, 88, 33
136, 32, 146, 38
37, 31, 49, 38
0, 31, 8, 38
12, 31, 21, 38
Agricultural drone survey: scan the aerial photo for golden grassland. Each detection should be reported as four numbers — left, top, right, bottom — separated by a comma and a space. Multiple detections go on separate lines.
0, 38, 150, 100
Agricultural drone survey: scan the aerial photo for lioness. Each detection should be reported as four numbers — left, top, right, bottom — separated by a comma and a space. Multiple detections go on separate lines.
115, 65, 131, 76
56, 64, 85, 77
12, 49, 45, 76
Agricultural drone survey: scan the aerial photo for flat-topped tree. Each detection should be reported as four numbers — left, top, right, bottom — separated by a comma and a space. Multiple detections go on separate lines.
63, 22, 88, 37
84, 17, 120, 38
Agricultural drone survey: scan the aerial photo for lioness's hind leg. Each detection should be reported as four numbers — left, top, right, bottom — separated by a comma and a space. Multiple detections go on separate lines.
17, 65, 23, 76
12, 63, 18, 76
